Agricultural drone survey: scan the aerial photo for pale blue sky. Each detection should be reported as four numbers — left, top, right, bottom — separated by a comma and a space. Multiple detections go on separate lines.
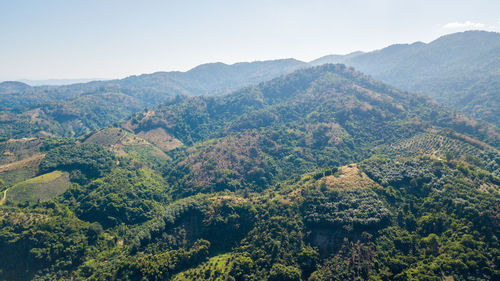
1, 0, 499, 80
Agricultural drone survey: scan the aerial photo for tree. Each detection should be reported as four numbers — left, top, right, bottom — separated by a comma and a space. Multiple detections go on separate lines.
297, 246, 319, 278
229, 256, 254, 281
268, 264, 301, 281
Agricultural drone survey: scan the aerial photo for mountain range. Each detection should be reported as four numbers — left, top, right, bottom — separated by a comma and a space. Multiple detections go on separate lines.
1, 62, 499, 280
0, 31, 499, 281
1, 31, 499, 142
311, 30, 500, 124
0, 59, 310, 138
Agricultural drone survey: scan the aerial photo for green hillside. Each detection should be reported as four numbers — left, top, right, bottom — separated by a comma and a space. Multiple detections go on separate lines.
2, 31, 499, 141
7, 171, 71, 203
311, 31, 500, 125
126, 64, 497, 196
0, 59, 308, 140
0, 64, 498, 281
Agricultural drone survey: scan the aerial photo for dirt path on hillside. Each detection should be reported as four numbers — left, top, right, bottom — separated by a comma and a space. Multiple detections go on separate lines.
0, 188, 7, 205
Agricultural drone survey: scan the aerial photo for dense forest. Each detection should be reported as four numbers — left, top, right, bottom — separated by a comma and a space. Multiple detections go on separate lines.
0, 61, 499, 281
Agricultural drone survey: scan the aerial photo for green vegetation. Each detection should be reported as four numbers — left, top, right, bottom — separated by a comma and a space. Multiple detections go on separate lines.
0, 62, 498, 280
39, 143, 115, 184
0, 205, 103, 281
63, 168, 169, 228
8, 171, 71, 203
302, 187, 391, 230
312, 30, 500, 125
114, 239, 211, 281
0, 59, 307, 140
172, 253, 234, 281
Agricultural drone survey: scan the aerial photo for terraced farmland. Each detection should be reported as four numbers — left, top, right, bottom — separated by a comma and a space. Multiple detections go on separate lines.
380, 131, 500, 176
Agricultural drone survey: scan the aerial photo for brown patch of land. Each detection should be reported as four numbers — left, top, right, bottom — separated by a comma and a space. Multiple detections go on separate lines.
137, 127, 183, 151
321, 164, 379, 190
0, 154, 45, 173
210, 195, 248, 204
0, 208, 49, 226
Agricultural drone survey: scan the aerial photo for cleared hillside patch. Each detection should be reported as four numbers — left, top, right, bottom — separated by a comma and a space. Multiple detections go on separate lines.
0, 154, 44, 187
84, 127, 171, 167
8, 171, 71, 203
0, 138, 42, 165
321, 164, 380, 190
137, 127, 183, 151
83, 127, 126, 146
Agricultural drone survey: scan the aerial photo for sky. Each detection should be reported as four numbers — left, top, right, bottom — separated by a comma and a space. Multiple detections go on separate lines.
1, 0, 499, 81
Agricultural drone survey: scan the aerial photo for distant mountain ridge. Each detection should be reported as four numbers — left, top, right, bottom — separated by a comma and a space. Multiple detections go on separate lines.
1, 30, 499, 140
0, 81, 32, 93
15, 78, 101, 86
311, 31, 500, 125
0, 59, 308, 139
0, 58, 308, 98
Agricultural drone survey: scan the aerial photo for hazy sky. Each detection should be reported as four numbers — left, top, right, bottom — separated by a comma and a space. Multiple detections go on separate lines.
1, 0, 499, 80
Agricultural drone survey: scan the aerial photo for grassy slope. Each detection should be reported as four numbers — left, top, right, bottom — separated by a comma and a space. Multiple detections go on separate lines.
8, 171, 71, 203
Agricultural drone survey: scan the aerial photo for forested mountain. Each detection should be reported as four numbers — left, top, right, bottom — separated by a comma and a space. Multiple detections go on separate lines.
1, 64, 498, 280
123, 64, 498, 193
311, 31, 500, 125
2, 31, 499, 141
0, 59, 307, 139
